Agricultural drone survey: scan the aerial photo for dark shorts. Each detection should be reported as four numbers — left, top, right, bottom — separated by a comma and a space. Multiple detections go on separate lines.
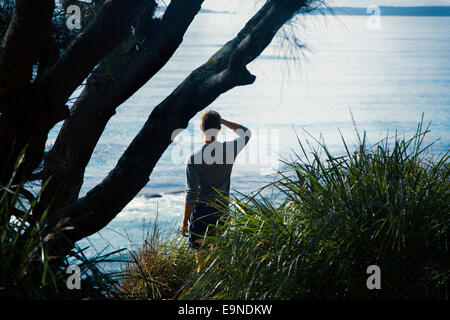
189, 203, 224, 249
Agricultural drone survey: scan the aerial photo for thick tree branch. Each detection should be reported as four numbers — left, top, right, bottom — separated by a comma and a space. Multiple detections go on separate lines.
38, 0, 143, 117
0, 0, 145, 188
41, 0, 311, 257
36, 0, 205, 218
0, 0, 54, 186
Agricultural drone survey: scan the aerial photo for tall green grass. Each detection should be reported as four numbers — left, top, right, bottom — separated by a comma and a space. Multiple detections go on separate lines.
179, 120, 449, 299
120, 218, 197, 299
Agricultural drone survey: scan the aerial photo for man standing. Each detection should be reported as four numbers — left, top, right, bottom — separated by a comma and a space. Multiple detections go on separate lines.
180, 110, 251, 250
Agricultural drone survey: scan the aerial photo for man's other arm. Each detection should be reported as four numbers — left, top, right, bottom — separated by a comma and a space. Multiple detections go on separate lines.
181, 160, 198, 237
181, 202, 194, 237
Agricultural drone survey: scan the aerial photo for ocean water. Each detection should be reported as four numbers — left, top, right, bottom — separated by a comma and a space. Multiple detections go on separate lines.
46, 10, 450, 255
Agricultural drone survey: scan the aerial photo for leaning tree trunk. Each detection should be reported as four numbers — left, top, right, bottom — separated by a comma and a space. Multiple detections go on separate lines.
0, 0, 142, 187
41, 0, 311, 259
36, 0, 205, 220
0, 0, 55, 185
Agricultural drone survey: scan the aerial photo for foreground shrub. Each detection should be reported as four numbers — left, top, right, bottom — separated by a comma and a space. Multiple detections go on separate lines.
0, 156, 123, 299
120, 221, 197, 299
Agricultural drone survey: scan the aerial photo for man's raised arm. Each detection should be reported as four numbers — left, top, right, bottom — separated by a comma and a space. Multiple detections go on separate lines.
221, 118, 252, 160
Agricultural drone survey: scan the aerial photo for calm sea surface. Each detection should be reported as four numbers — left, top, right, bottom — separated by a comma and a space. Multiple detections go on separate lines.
46, 11, 450, 254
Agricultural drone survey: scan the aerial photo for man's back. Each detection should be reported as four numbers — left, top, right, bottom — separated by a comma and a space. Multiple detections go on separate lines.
185, 125, 251, 206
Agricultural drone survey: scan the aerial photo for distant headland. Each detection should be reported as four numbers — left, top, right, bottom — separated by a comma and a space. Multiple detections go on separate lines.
309, 6, 450, 16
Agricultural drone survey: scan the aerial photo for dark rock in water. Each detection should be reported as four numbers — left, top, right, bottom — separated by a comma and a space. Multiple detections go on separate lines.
139, 191, 183, 199
142, 193, 162, 199
166, 190, 184, 195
